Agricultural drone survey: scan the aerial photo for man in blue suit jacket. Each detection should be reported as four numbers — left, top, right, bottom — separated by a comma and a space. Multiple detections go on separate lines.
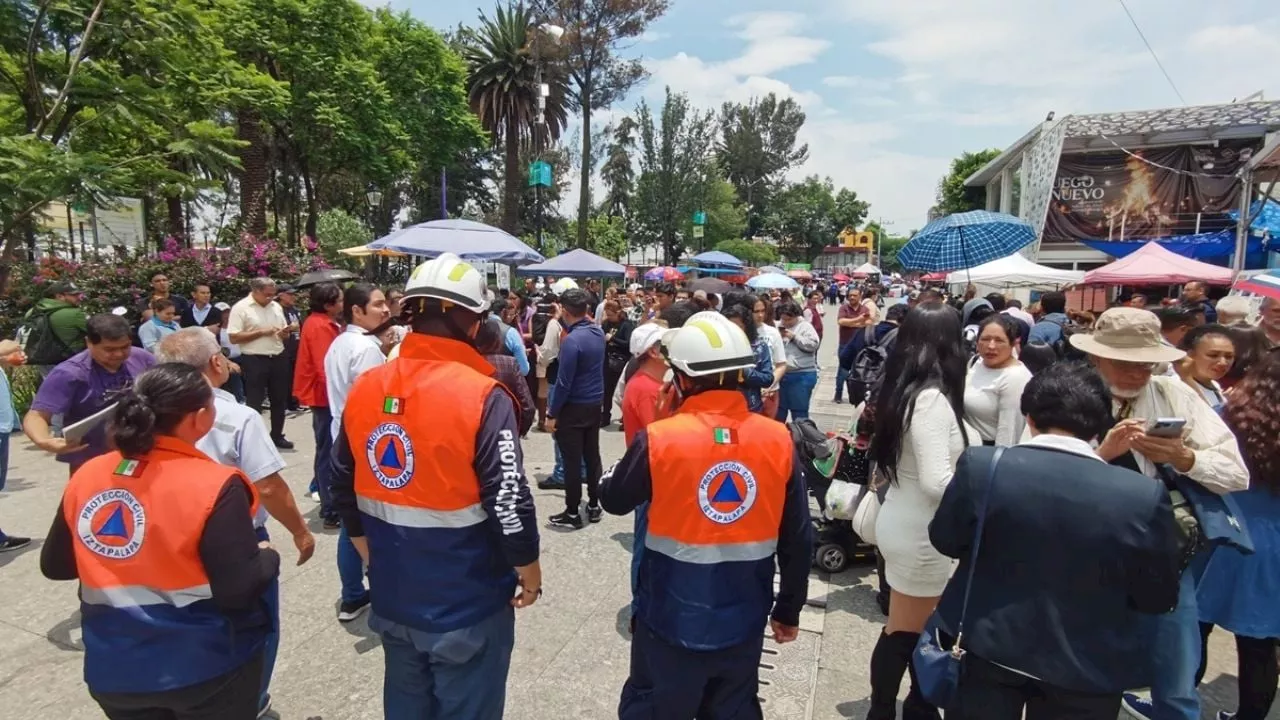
930, 362, 1181, 719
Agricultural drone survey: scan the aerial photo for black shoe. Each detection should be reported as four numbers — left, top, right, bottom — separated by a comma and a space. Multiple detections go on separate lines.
600, 418, 612, 429
272, 436, 295, 450
586, 504, 603, 523
0, 536, 32, 553
257, 693, 273, 719
832, 396, 844, 404
548, 511, 584, 530
337, 594, 370, 623
322, 517, 341, 531
537, 475, 566, 490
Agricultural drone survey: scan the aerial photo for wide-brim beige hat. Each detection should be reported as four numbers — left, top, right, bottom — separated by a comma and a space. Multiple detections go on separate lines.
1068, 307, 1186, 363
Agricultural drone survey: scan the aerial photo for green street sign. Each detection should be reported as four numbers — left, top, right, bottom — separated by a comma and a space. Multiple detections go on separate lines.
692, 210, 706, 225
528, 160, 552, 187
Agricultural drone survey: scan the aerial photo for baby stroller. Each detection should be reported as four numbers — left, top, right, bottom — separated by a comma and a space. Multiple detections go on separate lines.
790, 417, 876, 573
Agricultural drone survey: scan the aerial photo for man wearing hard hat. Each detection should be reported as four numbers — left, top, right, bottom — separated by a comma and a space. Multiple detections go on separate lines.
328, 253, 541, 719
600, 311, 812, 719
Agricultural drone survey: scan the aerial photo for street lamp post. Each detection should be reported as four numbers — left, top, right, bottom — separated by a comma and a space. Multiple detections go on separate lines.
533, 22, 562, 255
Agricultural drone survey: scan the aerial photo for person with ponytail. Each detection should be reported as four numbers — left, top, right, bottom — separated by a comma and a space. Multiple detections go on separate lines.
40, 363, 279, 719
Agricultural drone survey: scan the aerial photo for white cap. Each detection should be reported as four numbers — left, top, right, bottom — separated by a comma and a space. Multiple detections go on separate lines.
661, 311, 756, 377
213, 301, 231, 311
403, 253, 488, 313
630, 323, 665, 357
550, 277, 578, 294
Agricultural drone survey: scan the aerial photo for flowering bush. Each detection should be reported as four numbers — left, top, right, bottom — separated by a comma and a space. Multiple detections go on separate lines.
0, 234, 329, 337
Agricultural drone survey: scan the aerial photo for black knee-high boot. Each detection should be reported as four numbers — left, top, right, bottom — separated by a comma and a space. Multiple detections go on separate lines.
867, 630, 920, 720
902, 640, 942, 720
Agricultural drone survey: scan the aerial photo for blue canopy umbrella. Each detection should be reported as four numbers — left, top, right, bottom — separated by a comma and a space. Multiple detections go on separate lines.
898, 210, 1036, 272
692, 250, 744, 267
515, 248, 625, 278
747, 273, 799, 290
368, 219, 545, 265
758, 265, 785, 275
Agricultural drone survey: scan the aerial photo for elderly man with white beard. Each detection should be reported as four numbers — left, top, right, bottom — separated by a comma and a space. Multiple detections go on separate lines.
1060, 307, 1248, 720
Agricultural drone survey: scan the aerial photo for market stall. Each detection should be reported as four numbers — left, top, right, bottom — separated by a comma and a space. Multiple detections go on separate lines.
945, 252, 1083, 289
1081, 241, 1236, 285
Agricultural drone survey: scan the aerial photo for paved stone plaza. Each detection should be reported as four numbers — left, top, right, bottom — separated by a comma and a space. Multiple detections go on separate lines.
0, 311, 1264, 719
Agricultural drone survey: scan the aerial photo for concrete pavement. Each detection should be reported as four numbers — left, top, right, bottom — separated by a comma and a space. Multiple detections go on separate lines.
0, 306, 1262, 718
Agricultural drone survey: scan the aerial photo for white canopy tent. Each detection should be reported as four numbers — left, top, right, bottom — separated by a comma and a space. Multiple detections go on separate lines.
945, 252, 1084, 289
851, 262, 881, 276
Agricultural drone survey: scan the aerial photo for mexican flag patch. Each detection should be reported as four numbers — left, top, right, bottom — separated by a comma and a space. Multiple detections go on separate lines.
383, 397, 404, 415
114, 459, 146, 477
713, 428, 736, 445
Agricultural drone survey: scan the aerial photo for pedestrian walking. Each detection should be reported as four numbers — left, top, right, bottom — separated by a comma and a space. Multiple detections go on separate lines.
601, 311, 811, 719
329, 253, 540, 719
546, 288, 607, 530
324, 282, 391, 622
293, 283, 343, 524
0, 338, 31, 553
41, 363, 279, 719
24, 314, 156, 476
227, 278, 296, 449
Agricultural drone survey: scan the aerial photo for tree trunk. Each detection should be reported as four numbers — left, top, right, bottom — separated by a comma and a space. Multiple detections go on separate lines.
165, 194, 184, 241
236, 107, 269, 237
577, 85, 592, 248
302, 163, 318, 239
501, 113, 521, 234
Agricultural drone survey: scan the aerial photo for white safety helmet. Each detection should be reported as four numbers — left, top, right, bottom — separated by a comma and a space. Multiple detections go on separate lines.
402, 253, 489, 313
662, 311, 756, 378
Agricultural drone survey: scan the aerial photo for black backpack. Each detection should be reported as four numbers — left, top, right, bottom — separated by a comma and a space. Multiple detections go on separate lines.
531, 301, 554, 345
21, 307, 77, 365
853, 325, 899, 389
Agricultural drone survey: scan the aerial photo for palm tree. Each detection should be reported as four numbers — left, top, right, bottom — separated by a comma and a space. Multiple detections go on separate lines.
461, 3, 568, 235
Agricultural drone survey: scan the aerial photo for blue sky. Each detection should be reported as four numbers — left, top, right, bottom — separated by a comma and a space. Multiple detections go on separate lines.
379, 0, 1279, 232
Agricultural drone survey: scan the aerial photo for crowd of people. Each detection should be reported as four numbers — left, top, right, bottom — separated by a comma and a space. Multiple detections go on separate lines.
1, 259, 1279, 720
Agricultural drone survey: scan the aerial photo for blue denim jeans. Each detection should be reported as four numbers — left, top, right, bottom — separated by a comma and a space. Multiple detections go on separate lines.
1, 432, 10, 542
775, 370, 818, 422
833, 344, 850, 401
338, 526, 367, 604
630, 502, 649, 616
310, 408, 335, 516
254, 526, 279, 710
1146, 553, 1209, 720
380, 606, 515, 720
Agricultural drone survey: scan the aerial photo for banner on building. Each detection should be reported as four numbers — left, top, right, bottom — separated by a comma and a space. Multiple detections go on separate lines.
1043, 141, 1251, 243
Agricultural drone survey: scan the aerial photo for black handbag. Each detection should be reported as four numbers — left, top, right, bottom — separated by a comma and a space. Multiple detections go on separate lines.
912, 447, 1005, 709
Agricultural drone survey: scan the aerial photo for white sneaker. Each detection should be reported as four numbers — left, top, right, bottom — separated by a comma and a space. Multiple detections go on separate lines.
310, 491, 320, 502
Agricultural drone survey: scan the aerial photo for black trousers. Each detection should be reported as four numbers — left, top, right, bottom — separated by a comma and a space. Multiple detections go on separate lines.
555, 402, 603, 514
619, 621, 763, 720
240, 353, 290, 438
949, 655, 1120, 720
1198, 623, 1278, 720
91, 652, 263, 720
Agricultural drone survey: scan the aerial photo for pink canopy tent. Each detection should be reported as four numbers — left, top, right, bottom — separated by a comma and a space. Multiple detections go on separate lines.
1081, 241, 1236, 286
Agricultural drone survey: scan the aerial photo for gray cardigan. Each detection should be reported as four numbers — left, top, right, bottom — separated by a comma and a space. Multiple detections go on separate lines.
783, 320, 820, 371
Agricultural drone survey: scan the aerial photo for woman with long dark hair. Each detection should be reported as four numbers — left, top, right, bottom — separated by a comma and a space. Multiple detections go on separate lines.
41, 363, 278, 719
866, 301, 976, 720
720, 297, 774, 412
1196, 351, 1280, 720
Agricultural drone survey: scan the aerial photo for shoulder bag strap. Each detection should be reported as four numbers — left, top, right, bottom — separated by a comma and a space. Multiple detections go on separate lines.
954, 446, 1005, 650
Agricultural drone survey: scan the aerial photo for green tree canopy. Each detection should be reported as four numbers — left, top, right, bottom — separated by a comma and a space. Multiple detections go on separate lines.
935, 148, 1001, 216
718, 93, 808, 236
713, 238, 776, 267
631, 87, 715, 264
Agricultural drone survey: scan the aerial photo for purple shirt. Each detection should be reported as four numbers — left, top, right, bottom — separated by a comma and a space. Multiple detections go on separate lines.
31, 348, 157, 467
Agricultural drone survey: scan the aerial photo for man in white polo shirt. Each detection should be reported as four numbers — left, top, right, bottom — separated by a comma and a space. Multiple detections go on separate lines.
228, 277, 297, 449
155, 327, 313, 719
324, 282, 390, 622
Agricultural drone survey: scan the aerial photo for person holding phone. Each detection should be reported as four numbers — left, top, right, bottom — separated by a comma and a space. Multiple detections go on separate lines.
1061, 308, 1248, 720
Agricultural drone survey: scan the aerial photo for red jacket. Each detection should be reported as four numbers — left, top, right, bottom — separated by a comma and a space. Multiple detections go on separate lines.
293, 312, 341, 407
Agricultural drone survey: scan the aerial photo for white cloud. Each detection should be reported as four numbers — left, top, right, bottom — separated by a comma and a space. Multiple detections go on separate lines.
638, 31, 668, 43
720, 12, 831, 76
822, 75, 894, 91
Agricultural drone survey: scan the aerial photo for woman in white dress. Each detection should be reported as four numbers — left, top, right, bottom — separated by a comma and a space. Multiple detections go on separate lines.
867, 301, 976, 720
964, 314, 1033, 446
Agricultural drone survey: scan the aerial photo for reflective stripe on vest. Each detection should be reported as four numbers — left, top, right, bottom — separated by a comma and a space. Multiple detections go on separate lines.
644, 533, 778, 564
81, 584, 213, 608
344, 333, 518, 633
357, 496, 487, 529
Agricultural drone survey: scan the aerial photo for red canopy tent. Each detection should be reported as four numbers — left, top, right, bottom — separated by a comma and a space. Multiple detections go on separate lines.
1081, 241, 1236, 286
920, 271, 949, 282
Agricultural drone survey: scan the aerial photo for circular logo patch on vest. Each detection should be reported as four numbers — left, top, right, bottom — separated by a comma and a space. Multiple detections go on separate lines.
698, 461, 758, 525
366, 422, 415, 490
77, 489, 146, 559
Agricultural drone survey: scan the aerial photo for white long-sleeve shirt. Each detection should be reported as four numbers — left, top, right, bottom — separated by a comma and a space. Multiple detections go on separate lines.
324, 325, 387, 439
964, 361, 1033, 446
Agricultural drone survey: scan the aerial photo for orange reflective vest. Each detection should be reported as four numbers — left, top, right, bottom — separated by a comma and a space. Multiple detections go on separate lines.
63, 437, 265, 694
344, 332, 517, 633
641, 390, 793, 650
